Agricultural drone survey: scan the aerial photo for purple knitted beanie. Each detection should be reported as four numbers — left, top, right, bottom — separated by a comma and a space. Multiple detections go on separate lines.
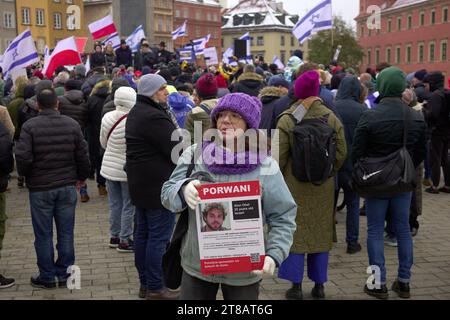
294, 70, 320, 99
210, 93, 262, 129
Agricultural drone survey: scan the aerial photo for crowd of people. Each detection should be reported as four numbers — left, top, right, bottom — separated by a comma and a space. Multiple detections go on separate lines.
0, 41, 449, 300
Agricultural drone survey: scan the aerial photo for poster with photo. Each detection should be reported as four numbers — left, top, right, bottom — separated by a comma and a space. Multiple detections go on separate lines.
195, 181, 265, 275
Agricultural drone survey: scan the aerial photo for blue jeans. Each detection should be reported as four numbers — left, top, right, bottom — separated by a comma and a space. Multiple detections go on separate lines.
340, 176, 360, 244
134, 207, 175, 292
278, 253, 329, 285
366, 192, 413, 284
29, 186, 77, 283
106, 180, 134, 242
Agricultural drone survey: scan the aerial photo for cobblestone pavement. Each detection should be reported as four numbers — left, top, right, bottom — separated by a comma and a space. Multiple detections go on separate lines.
1, 174, 450, 300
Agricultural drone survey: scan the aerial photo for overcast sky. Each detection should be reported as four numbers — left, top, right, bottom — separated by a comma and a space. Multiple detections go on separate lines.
227, 0, 360, 28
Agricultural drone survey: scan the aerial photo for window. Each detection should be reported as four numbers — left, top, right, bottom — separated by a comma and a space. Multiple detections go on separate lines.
420, 11, 425, 26
280, 36, 285, 46
196, 26, 201, 37
53, 12, 62, 29
375, 48, 380, 65
158, 16, 163, 32
367, 49, 372, 66
387, 19, 392, 32
430, 42, 435, 61
360, 25, 364, 37
407, 15, 412, 29
397, 17, 402, 31
368, 29, 371, 37
22, 8, 31, 25
443, 7, 448, 23
67, 13, 76, 30
213, 14, 218, 22
396, 47, 401, 64
257, 36, 264, 46
183, 9, 189, 19
207, 13, 211, 21
406, 46, 411, 64
175, 10, 180, 18
250, 37, 254, 46
431, 10, 436, 25
418, 43, 424, 62
386, 47, 391, 64
280, 51, 286, 64
291, 36, 295, 46
441, 41, 448, 61
3, 12, 15, 29
36, 9, 45, 26
195, 11, 201, 20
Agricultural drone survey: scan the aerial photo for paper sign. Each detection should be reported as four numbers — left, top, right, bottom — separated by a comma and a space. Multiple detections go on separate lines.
203, 47, 219, 66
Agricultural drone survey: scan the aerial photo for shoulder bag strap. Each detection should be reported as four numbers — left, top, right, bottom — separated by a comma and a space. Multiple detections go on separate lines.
107, 114, 128, 143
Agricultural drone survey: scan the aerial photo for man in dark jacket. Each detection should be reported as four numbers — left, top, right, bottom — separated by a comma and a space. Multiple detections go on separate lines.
0, 121, 15, 289
230, 64, 265, 97
126, 74, 179, 300
115, 40, 133, 68
81, 67, 106, 100
86, 79, 111, 196
15, 88, 90, 289
352, 67, 426, 300
412, 69, 431, 103
134, 42, 157, 71
335, 76, 368, 254
157, 42, 173, 65
422, 71, 450, 194
90, 45, 106, 69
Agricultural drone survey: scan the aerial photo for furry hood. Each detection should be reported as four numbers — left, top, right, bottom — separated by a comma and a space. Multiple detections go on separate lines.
238, 72, 263, 83
91, 80, 111, 97
259, 86, 285, 99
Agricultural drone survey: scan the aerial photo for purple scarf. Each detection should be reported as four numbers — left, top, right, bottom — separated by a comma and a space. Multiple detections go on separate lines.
201, 141, 268, 175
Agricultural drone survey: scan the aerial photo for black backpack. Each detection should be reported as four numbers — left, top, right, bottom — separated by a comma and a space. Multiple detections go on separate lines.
289, 102, 337, 186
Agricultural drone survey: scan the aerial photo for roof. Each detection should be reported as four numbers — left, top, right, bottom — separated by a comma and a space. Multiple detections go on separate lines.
222, 0, 298, 30
387, 0, 428, 11
175, 0, 221, 7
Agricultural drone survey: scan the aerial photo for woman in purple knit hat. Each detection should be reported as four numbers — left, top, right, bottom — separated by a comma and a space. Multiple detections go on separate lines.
276, 70, 347, 300
161, 92, 297, 300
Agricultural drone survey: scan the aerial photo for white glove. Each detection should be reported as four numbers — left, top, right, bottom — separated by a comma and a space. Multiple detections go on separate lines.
252, 256, 276, 276
183, 180, 201, 210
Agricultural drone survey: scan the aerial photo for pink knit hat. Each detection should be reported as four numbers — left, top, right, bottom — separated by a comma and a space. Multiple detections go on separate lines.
294, 70, 320, 100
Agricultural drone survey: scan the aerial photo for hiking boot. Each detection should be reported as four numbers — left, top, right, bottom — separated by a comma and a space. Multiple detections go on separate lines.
80, 194, 90, 203
117, 240, 134, 253
98, 185, 108, 196
364, 284, 388, 300
384, 235, 398, 247
109, 237, 120, 248
285, 283, 303, 300
139, 286, 147, 299
347, 242, 362, 254
311, 283, 325, 299
439, 187, 450, 194
392, 280, 410, 299
0, 275, 15, 289
411, 227, 418, 237
422, 178, 432, 187
425, 187, 439, 194
30, 275, 56, 289
146, 288, 180, 300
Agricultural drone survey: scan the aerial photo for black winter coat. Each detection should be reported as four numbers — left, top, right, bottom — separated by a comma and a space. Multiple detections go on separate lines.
59, 90, 88, 129
90, 52, 106, 68
115, 46, 133, 68
134, 50, 157, 70
81, 73, 107, 100
126, 95, 178, 209
258, 87, 286, 135
352, 97, 426, 168
15, 109, 90, 191
0, 122, 14, 192
231, 72, 265, 97
423, 89, 450, 137
335, 76, 368, 178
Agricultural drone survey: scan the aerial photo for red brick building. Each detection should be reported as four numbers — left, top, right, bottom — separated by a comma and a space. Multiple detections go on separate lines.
173, 0, 222, 52
355, 0, 450, 76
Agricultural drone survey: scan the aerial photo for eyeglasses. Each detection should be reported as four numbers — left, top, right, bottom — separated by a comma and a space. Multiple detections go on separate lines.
216, 111, 243, 123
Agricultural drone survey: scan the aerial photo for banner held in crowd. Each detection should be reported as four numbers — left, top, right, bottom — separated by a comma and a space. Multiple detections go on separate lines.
88, 15, 117, 40
43, 36, 81, 78
1, 29, 39, 78
193, 34, 211, 56
239, 32, 252, 64
103, 32, 121, 50
172, 20, 187, 40
292, 0, 332, 44
273, 55, 285, 70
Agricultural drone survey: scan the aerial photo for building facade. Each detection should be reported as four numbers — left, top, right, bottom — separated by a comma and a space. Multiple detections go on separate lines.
173, 0, 222, 53
15, 0, 85, 53
221, 0, 302, 65
0, 0, 17, 54
356, 0, 450, 75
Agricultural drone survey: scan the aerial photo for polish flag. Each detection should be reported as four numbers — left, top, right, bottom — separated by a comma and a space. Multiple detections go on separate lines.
88, 15, 117, 40
43, 37, 81, 78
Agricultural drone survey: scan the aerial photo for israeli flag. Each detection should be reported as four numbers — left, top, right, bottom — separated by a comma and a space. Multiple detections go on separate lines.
193, 34, 210, 56
126, 25, 146, 53
239, 32, 252, 64
292, 0, 332, 44
172, 20, 187, 40
273, 55, 285, 70
103, 32, 121, 50
2, 29, 39, 78
222, 47, 234, 64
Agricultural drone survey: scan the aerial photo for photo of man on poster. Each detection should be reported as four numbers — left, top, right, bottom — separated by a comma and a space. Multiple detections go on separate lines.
201, 203, 230, 232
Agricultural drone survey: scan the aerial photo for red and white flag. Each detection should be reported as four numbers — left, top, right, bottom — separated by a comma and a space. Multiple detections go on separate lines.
88, 15, 117, 40
43, 37, 81, 78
